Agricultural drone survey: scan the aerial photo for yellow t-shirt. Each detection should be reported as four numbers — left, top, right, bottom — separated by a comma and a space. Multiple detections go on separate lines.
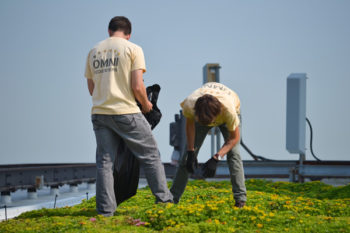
180, 82, 241, 131
85, 37, 146, 115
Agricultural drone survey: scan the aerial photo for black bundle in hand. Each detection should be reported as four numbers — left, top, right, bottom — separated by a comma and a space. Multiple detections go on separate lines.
137, 84, 162, 129
201, 157, 218, 178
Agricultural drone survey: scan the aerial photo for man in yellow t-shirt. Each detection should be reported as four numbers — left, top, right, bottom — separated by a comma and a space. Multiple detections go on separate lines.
170, 82, 247, 207
85, 16, 173, 216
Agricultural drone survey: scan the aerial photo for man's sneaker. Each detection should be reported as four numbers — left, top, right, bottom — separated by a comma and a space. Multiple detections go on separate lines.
234, 201, 246, 208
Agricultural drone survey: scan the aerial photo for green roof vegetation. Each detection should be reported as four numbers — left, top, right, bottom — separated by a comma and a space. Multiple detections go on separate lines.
1, 179, 349, 232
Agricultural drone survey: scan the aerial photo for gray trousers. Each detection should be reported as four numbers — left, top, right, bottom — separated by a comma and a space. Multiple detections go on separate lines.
170, 122, 247, 204
91, 113, 173, 216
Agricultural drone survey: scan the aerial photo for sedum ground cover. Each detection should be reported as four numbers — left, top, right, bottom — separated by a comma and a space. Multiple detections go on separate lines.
0, 179, 349, 232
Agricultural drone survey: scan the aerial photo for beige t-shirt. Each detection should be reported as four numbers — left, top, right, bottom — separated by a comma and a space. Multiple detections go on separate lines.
85, 37, 146, 115
181, 82, 241, 131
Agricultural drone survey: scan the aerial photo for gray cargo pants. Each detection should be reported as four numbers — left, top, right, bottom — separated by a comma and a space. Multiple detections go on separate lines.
170, 121, 247, 204
91, 113, 173, 216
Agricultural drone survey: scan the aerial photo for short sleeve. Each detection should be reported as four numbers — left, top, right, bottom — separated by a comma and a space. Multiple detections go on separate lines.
84, 50, 93, 79
225, 110, 240, 132
131, 46, 146, 73
180, 99, 195, 120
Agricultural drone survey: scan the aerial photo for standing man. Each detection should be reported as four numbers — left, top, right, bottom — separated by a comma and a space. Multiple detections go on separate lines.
85, 16, 173, 216
170, 82, 247, 207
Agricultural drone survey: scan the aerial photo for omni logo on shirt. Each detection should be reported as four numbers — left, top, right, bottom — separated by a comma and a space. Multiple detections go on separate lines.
202, 83, 232, 96
92, 50, 119, 74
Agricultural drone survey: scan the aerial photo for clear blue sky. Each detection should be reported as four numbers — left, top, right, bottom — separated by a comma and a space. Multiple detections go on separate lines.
1, 0, 349, 164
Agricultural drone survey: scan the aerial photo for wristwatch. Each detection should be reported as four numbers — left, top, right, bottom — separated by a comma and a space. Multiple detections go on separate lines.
214, 153, 222, 161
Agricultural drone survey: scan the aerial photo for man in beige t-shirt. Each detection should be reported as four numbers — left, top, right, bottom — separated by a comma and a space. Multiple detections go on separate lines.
170, 82, 247, 207
85, 16, 172, 216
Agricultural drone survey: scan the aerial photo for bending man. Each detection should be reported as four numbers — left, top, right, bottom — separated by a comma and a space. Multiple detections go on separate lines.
170, 82, 247, 207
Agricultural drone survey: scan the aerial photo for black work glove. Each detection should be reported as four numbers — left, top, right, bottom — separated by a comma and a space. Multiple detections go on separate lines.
201, 157, 218, 178
186, 151, 198, 173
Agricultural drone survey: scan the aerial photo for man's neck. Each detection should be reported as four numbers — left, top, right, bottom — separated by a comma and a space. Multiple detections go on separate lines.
109, 30, 130, 40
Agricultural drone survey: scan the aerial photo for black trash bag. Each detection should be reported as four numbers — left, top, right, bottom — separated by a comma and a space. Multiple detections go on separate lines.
114, 140, 139, 205
114, 84, 162, 205
137, 84, 162, 130
201, 157, 218, 178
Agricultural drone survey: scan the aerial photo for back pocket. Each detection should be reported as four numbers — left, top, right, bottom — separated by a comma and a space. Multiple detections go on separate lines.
112, 114, 136, 131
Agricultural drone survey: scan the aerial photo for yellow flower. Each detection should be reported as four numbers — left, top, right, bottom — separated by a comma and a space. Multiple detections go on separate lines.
257, 223, 263, 228
229, 227, 236, 232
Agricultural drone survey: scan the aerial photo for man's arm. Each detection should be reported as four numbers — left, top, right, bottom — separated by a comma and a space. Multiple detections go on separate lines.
131, 69, 152, 113
215, 127, 240, 159
186, 117, 196, 151
185, 117, 198, 173
87, 79, 94, 96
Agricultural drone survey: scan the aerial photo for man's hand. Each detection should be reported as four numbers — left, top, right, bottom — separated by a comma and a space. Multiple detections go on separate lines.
201, 157, 218, 178
186, 151, 198, 173
142, 100, 153, 114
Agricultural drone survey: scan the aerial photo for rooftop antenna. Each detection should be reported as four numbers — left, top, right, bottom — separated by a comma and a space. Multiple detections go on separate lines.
286, 73, 307, 182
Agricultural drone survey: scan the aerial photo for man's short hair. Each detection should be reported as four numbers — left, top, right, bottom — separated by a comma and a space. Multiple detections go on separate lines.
108, 16, 132, 35
194, 94, 222, 125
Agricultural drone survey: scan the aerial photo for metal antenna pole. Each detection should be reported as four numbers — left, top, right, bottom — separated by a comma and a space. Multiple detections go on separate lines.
298, 153, 305, 183
203, 63, 221, 158
216, 128, 221, 155
4, 205, 7, 221
211, 128, 215, 156
54, 194, 58, 208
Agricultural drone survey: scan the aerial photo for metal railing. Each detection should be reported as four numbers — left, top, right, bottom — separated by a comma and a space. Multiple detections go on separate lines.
1, 161, 350, 195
